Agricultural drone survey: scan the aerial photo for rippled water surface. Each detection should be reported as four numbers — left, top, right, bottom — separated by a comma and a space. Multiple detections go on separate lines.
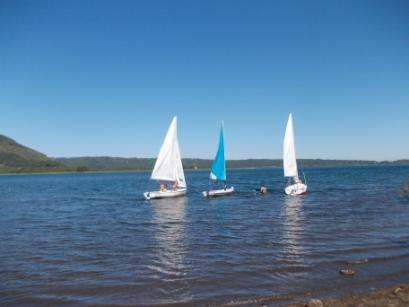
1, 166, 409, 305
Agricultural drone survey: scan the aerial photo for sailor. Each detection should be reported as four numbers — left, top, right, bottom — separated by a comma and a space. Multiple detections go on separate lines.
159, 183, 165, 191
172, 182, 178, 190
259, 185, 267, 194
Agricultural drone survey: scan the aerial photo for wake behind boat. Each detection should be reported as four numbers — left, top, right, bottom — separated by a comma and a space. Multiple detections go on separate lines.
202, 122, 235, 197
144, 116, 187, 200
283, 113, 308, 196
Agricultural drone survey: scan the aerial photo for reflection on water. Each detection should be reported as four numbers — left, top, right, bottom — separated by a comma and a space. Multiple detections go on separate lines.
151, 197, 188, 276
281, 196, 305, 262
149, 197, 192, 302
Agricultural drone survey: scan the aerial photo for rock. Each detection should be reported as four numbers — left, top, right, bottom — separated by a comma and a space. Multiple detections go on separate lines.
339, 268, 355, 276
305, 298, 323, 307
394, 287, 403, 295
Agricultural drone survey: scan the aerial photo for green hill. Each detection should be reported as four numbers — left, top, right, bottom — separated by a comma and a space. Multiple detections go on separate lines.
55, 156, 409, 171
0, 135, 63, 173
56, 156, 157, 171
1, 134, 408, 174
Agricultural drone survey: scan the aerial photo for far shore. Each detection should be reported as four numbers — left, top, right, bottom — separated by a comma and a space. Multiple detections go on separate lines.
0, 169, 150, 176
1, 162, 409, 176
0, 166, 280, 176
0, 163, 409, 176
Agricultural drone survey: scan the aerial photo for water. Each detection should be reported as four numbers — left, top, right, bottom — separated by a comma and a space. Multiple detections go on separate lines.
1, 166, 409, 305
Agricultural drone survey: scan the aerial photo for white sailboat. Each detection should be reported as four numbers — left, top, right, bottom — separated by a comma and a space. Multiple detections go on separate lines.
202, 122, 235, 197
144, 116, 187, 200
283, 113, 308, 195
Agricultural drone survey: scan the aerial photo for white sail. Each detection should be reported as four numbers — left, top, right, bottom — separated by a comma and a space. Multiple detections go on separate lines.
283, 113, 298, 179
151, 116, 186, 188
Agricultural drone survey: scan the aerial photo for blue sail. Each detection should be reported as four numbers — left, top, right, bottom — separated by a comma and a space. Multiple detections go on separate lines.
210, 125, 226, 181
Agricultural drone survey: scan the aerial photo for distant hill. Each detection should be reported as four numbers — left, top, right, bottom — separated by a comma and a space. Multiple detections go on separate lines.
1, 134, 408, 174
56, 156, 409, 171
56, 157, 279, 171
56, 156, 157, 170
0, 135, 63, 173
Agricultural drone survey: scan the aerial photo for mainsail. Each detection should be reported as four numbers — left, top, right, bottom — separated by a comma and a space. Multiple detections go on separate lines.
151, 116, 186, 188
210, 124, 226, 181
283, 113, 298, 179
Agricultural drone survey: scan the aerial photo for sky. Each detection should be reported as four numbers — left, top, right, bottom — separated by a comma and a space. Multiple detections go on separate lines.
1, 0, 408, 160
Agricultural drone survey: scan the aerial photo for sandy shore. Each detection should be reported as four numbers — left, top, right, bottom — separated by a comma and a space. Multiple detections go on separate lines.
287, 284, 409, 307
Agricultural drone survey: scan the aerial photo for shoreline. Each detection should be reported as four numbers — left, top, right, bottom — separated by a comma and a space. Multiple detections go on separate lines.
1, 163, 409, 176
0, 166, 281, 176
289, 283, 409, 307
222, 284, 409, 306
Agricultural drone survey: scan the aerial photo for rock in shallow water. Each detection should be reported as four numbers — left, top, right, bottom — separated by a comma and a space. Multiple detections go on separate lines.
339, 268, 355, 276
305, 299, 323, 307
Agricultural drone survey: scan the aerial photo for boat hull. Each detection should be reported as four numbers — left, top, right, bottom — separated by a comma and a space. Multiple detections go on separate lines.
144, 188, 186, 200
285, 183, 307, 196
202, 186, 235, 197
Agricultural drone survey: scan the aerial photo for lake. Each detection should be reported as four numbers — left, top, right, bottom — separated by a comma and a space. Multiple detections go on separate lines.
1, 166, 409, 305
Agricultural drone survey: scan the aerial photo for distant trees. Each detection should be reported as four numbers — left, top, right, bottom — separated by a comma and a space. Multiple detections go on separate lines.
76, 166, 89, 172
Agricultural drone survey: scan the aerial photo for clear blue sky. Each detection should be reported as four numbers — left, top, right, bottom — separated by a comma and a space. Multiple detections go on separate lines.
1, 0, 408, 160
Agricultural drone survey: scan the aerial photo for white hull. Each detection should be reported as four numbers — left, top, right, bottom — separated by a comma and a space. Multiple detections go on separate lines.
285, 183, 307, 196
144, 188, 186, 200
202, 186, 235, 197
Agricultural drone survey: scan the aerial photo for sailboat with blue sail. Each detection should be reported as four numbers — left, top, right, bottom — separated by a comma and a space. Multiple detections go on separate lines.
202, 122, 235, 197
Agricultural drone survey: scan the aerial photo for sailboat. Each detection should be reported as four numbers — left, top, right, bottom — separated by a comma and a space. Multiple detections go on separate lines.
144, 116, 187, 200
202, 122, 235, 197
283, 113, 308, 195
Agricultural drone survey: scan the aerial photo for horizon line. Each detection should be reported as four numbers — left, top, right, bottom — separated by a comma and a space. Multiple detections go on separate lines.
53, 156, 409, 163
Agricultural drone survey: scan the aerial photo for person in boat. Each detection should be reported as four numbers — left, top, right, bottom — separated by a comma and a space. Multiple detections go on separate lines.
172, 182, 178, 190
159, 183, 165, 191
